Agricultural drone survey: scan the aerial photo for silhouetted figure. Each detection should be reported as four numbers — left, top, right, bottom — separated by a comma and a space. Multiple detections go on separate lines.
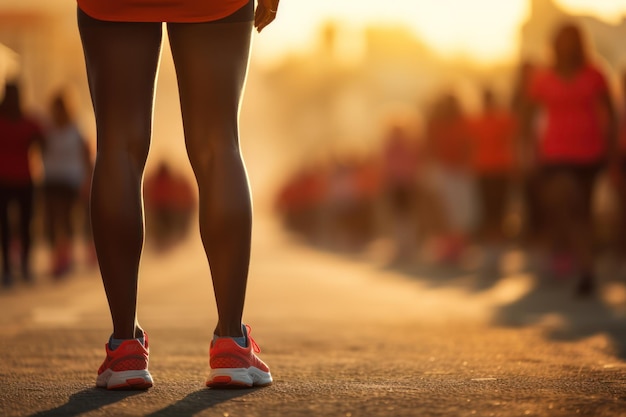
0, 82, 44, 287
275, 162, 328, 240
381, 122, 421, 262
424, 93, 477, 265
468, 88, 518, 277
42, 91, 93, 278
615, 71, 626, 271
143, 161, 196, 250
77, 0, 278, 389
522, 22, 617, 296
511, 61, 542, 249
324, 154, 379, 251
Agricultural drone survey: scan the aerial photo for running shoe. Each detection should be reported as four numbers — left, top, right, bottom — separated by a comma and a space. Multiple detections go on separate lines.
96, 333, 153, 390
206, 325, 272, 388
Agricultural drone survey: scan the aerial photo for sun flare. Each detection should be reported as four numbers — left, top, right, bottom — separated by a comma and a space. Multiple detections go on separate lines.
253, 0, 626, 65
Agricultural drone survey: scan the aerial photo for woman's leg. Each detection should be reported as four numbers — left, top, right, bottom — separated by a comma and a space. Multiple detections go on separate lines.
571, 167, 599, 295
59, 185, 77, 243
167, 17, 253, 338
78, 9, 163, 339
45, 185, 64, 272
0, 187, 11, 280
538, 171, 574, 252
52, 185, 80, 276
43, 185, 55, 248
15, 185, 34, 279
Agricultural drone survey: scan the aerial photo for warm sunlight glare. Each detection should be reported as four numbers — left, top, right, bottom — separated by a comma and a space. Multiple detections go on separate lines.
254, 0, 626, 65
556, 0, 626, 23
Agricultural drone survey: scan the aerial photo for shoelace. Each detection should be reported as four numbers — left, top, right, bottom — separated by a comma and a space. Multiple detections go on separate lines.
245, 324, 261, 353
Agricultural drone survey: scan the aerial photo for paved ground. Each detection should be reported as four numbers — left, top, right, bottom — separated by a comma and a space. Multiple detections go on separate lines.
1, 217, 626, 416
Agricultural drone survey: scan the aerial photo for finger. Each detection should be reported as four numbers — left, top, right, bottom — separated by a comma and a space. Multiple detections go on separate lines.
254, 5, 268, 30
255, 9, 276, 33
256, 14, 273, 32
254, 2, 278, 33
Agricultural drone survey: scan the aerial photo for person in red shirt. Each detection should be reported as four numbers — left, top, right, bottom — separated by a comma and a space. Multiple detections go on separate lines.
620, 71, 626, 163
77, 0, 279, 389
523, 22, 617, 296
468, 87, 518, 277
143, 161, 196, 250
615, 71, 626, 269
0, 82, 44, 287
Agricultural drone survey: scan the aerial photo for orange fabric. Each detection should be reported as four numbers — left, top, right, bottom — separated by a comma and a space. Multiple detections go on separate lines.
355, 159, 382, 199
427, 118, 473, 170
77, 0, 249, 23
276, 168, 328, 212
144, 170, 195, 211
468, 110, 518, 174
382, 128, 420, 186
620, 110, 626, 154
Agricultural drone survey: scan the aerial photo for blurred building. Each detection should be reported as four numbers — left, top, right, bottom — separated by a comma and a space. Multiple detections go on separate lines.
0, 2, 197, 195
3, 0, 625, 212
521, 0, 626, 71
0, 3, 87, 114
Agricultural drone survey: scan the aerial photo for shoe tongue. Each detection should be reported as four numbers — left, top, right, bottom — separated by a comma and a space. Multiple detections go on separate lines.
213, 334, 247, 348
109, 334, 146, 351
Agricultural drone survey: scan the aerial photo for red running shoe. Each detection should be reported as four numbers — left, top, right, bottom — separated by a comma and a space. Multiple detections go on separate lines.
96, 333, 153, 390
206, 325, 272, 388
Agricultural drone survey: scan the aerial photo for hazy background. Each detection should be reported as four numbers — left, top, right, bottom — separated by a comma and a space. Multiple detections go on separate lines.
0, 0, 625, 210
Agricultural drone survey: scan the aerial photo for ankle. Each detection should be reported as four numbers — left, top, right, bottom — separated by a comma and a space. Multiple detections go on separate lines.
112, 325, 144, 340
214, 322, 244, 338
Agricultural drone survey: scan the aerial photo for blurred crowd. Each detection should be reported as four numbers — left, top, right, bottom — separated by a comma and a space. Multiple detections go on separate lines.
275, 22, 626, 298
0, 81, 196, 289
3, 19, 626, 300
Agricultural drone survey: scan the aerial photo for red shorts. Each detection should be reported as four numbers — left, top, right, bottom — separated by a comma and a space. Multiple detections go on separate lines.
77, 0, 252, 23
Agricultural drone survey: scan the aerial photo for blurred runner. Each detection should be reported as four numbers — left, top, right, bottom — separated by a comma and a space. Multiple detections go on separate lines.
468, 87, 518, 277
381, 121, 421, 262
614, 71, 626, 273
0, 82, 44, 287
42, 90, 93, 278
523, 22, 617, 296
423, 93, 478, 265
143, 161, 196, 251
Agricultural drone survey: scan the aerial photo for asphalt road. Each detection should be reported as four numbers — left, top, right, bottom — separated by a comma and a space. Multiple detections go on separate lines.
1, 217, 626, 417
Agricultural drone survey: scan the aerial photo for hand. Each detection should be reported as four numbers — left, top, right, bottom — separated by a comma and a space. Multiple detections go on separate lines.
254, 0, 279, 33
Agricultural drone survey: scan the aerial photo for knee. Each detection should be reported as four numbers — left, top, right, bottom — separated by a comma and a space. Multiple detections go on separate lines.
186, 132, 241, 171
97, 125, 151, 166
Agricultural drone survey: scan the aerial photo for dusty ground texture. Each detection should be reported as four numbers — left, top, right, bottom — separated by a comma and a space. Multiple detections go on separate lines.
1, 218, 626, 416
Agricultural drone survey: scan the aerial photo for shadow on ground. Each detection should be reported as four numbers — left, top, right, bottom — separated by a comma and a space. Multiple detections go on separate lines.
492, 276, 626, 359
28, 387, 255, 417
145, 389, 255, 417
370, 245, 626, 361
28, 388, 143, 417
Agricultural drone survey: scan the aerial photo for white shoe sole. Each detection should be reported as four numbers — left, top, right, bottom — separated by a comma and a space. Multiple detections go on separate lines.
96, 369, 153, 390
206, 367, 272, 388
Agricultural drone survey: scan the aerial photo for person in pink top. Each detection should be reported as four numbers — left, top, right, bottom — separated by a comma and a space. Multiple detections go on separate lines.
381, 122, 421, 261
424, 93, 477, 265
523, 22, 617, 296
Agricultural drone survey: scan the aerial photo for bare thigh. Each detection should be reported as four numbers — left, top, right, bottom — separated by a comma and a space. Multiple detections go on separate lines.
78, 8, 163, 160
166, 20, 253, 164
